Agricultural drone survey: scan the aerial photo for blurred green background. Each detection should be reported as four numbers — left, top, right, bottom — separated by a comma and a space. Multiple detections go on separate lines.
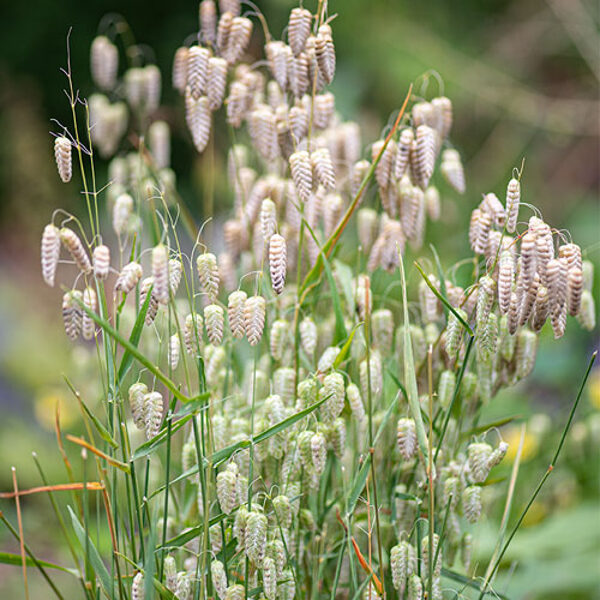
0, 0, 598, 597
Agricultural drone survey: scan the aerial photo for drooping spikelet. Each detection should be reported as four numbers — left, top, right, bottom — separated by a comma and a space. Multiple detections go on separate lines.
244, 295, 266, 346
206, 56, 228, 110
391, 541, 417, 592
200, 0, 217, 46
408, 574, 423, 600
217, 462, 238, 514
289, 150, 312, 202
227, 290, 247, 338
60, 228, 92, 274
54, 136, 72, 183
128, 382, 147, 430
224, 16, 253, 64
505, 177, 520, 233
497, 250, 514, 315
262, 556, 277, 600
148, 120, 170, 169
224, 584, 245, 600
81, 287, 97, 340
196, 252, 220, 302
143, 391, 163, 440
211, 560, 227, 600
204, 304, 225, 345
300, 316, 318, 356
269, 233, 287, 295
467, 442, 492, 483
315, 24, 335, 84
397, 417, 417, 460
462, 486, 482, 523
113, 192, 134, 235
62, 291, 83, 340
151, 244, 169, 304
186, 46, 210, 99
184, 313, 203, 355
314, 91, 335, 129
185, 91, 212, 152
395, 128, 414, 181
444, 308, 467, 358
169, 334, 180, 370
288, 7, 312, 56
115, 262, 142, 295
131, 573, 144, 600
269, 319, 288, 361
321, 372, 345, 423
480, 192, 506, 228
41, 224, 61, 286
92, 245, 110, 280
310, 431, 327, 475
438, 370, 456, 409
440, 148, 465, 194
311, 148, 336, 191
411, 125, 437, 189
90, 36, 119, 91
248, 105, 278, 161
139, 277, 158, 325
172, 46, 189, 94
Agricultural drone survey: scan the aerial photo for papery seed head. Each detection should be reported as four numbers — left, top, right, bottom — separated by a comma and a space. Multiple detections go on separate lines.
41, 224, 61, 286
60, 228, 92, 274
467, 442, 492, 483
131, 572, 144, 600
204, 304, 225, 345
81, 287, 97, 340
245, 510, 267, 566
197, 252, 220, 302
244, 295, 266, 346
143, 391, 163, 440
228, 290, 247, 339
54, 136, 72, 183
269, 234, 287, 295
151, 244, 169, 304
462, 485, 482, 523
62, 291, 83, 340
397, 417, 417, 460
115, 262, 142, 295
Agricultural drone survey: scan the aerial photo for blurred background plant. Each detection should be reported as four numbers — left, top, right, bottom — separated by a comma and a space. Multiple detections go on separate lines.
0, 0, 597, 598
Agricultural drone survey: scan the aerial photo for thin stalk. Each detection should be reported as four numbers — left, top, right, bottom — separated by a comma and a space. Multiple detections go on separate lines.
478, 350, 596, 599
426, 346, 434, 600
11, 468, 29, 600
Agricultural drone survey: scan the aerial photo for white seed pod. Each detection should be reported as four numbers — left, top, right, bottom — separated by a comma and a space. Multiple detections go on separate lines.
200, 0, 217, 45
168, 333, 180, 370
546, 257, 568, 317
248, 105, 278, 161
196, 252, 220, 302
300, 316, 317, 356
244, 295, 266, 346
62, 291, 83, 340
163, 555, 177, 592
412, 125, 437, 189
269, 319, 288, 361
259, 198, 277, 244
129, 382, 147, 430
142, 64, 161, 112
321, 372, 345, 423
224, 583, 245, 600
139, 278, 158, 325
437, 370, 455, 409
131, 572, 144, 600
143, 391, 163, 440
217, 463, 238, 514
262, 556, 277, 600
391, 541, 417, 593
476, 275, 495, 332
577, 290, 596, 331
497, 250, 514, 315
226, 80, 249, 128
431, 96, 453, 138
551, 300, 567, 339
559, 243, 583, 271
81, 287, 97, 340
227, 290, 247, 338
480, 192, 506, 227
185, 91, 212, 152
505, 177, 520, 233
245, 510, 267, 566
531, 285, 550, 332
408, 574, 423, 600
314, 91, 335, 129
356, 207, 378, 255
266, 41, 289, 90
288, 7, 312, 56
420, 533, 442, 577
440, 148, 465, 194
395, 127, 414, 181
418, 275, 440, 323
310, 431, 327, 474
165, 259, 181, 297
360, 351, 383, 399
289, 150, 312, 202
54, 136, 72, 183
151, 244, 169, 305
371, 139, 395, 189
315, 23, 335, 84
216, 10, 234, 52
186, 46, 210, 99
311, 148, 336, 191
444, 308, 467, 358
206, 56, 228, 110
204, 304, 225, 345
124, 67, 145, 109
371, 308, 394, 355
210, 560, 227, 600
147, 120, 170, 169
90, 36, 118, 91
318, 346, 341, 373
288, 51, 310, 98
566, 266, 584, 317
346, 383, 366, 422
112, 192, 134, 235
41, 224, 61, 286
424, 185, 441, 221
184, 313, 203, 355
402, 184, 425, 242
225, 16, 253, 64
59, 228, 92, 274
115, 262, 142, 295
467, 442, 492, 483
355, 281, 373, 319
462, 485, 482, 523
92, 245, 110, 281
397, 417, 417, 460
268, 234, 287, 295
487, 441, 509, 469
287, 102, 308, 143
172, 46, 189, 94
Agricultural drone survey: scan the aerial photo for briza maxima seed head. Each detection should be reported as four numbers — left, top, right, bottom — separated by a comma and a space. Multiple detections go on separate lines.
244, 295, 266, 346
62, 290, 83, 340
41, 224, 61, 286
92, 245, 110, 280
115, 262, 142, 295
54, 136, 72, 183
90, 36, 119, 91
197, 252, 220, 302
288, 7, 312, 56
59, 228, 92, 274
269, 233, 287, 295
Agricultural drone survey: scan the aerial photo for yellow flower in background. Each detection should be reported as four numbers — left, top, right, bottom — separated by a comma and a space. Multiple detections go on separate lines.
504, 425, 540, 463
589, 368, 600, 411
35, 389, 77, 430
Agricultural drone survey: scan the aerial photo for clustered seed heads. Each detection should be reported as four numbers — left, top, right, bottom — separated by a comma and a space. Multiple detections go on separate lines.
39, 5, 596, 599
